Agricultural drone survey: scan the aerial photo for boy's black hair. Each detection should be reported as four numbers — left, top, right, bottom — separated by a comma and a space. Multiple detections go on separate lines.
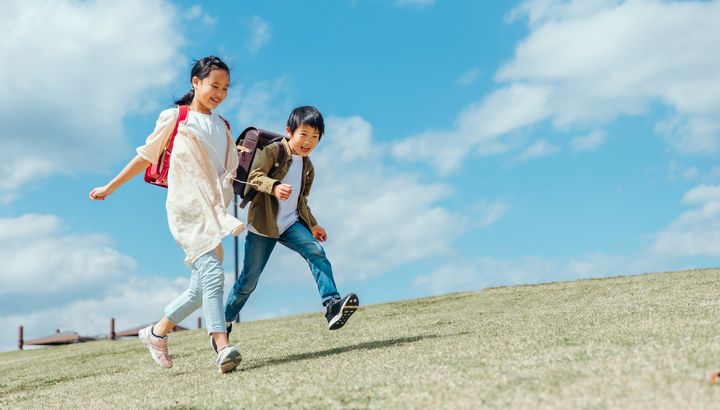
287, 106, 325, 139
174, 56, 230, 106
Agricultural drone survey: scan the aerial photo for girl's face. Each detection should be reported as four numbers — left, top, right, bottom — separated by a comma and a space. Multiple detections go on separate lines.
286, 124, 320, 157
191, 69, 229, 113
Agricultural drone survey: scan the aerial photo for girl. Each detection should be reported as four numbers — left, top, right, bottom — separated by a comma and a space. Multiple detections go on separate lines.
89, 56, 243, 373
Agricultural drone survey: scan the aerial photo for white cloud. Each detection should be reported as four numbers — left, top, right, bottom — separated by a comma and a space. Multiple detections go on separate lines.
0, 0, 183, 199
515, 139, 560, 162
396, 0, 436, 8
457, 68, 482, 85
309, 116, 464, 280
668, 161, 699, 182
0, 213, 212, 352
412, 253, 626, 295
396, 0, 720, 173
230, 76, 294, 131
0, 213, 284, 352
650, 184, 720, 258
186, 4, 217, 26
0, 214, 135, 299
571, 130, 606, 152
393, 84, 553, 174
474, 199, 508, 227
247, 16, 272, 55
501, 0, 720, 152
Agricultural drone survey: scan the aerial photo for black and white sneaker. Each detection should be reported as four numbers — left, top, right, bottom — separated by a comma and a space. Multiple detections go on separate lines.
325, 293, 359, 330
210, 323, 233, 354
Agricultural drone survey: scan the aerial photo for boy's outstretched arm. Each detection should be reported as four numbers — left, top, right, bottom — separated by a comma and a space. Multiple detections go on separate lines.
89, 154, 150, 200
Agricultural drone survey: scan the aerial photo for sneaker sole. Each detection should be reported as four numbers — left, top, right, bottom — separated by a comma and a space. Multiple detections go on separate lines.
219, 349, 242, 374
328, 294, 359, 330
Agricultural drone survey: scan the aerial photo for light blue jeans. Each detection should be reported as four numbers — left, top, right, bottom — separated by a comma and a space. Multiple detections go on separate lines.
164, 248, 226, 334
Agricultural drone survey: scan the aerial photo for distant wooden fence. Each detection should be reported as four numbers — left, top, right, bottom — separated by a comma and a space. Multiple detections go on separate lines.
18, 316, 202, 350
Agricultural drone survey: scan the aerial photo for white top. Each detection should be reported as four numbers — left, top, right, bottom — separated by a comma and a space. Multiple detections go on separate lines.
136, 108, 244, 265
276, 155, 303, 234
247, 154, 303, 237
184, 111, 228, 176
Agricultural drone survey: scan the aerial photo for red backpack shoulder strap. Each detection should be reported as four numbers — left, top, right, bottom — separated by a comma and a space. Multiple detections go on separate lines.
167, 105, 189, 151
178, 105, 189, 122
218, 114, 231, 133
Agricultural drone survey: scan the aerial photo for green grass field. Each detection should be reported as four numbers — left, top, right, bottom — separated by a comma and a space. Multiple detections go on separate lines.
3, 268, 720, 409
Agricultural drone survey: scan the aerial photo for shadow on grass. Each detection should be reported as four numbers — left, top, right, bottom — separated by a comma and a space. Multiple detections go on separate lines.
242, 333, 449, 372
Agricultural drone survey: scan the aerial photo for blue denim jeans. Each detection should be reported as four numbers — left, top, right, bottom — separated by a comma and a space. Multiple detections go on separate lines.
225, 221, 340, 322
165, 248, 227, 334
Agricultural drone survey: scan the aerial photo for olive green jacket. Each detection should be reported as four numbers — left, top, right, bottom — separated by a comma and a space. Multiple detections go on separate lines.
247, 138, 318, 238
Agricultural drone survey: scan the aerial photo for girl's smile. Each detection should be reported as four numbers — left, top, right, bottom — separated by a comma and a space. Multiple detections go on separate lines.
191, 69, 229, 114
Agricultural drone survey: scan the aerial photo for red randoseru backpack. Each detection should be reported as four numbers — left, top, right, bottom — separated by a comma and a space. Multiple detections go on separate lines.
144, 105, 189, 188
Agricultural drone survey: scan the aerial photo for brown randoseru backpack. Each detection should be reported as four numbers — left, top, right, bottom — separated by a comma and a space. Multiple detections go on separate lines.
234, 127, 288, 208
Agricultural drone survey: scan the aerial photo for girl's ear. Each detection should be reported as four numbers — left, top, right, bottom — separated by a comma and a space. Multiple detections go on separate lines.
286, 126, 293, 138
191, 76, 201, 91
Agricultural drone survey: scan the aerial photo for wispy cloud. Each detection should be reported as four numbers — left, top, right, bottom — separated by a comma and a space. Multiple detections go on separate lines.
650, 184, 720, 259
396, 0, 436, 8
474, 199, 508, 228
515, 140, 560, 162
457, 68, 482, 86
571, 130, 606, 152
247, 15, 271, 55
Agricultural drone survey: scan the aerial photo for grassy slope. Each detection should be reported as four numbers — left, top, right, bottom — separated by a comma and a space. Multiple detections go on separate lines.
2, 269, 720, 409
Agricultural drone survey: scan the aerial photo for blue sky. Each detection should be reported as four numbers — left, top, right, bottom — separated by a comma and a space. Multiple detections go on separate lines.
2, 0, 719, 351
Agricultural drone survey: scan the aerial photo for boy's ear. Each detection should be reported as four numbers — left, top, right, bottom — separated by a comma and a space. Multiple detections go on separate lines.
285, 126, 293, 138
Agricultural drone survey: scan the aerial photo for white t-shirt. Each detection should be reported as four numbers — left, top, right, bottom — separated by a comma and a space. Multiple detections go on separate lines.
276, 155, 304, 234
247, 154, 303, 237
184, 110, 228, 176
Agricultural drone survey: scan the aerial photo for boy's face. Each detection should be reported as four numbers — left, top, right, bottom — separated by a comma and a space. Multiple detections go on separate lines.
286, 124, 320, 157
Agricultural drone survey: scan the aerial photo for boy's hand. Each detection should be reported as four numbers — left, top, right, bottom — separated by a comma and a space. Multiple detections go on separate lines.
89, 185, 114, 200
312, 225, 327, 242
274, 183, 293, 201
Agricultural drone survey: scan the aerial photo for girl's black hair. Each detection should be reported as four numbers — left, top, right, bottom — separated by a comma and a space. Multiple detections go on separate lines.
174, 56, 230, 106
286, 106, 325, 139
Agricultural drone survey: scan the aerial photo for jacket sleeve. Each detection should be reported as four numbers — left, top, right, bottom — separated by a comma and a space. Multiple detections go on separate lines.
302, 161, 318, 227
136, 108, 177, 164
248, 143, 280, 194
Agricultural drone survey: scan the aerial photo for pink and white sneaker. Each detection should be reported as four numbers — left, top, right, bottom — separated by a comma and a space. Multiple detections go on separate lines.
216, 345, 242, 374
138, 325, 173, 369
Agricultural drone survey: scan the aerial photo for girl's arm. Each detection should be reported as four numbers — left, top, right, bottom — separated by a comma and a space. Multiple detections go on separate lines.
89, 155, 150, 200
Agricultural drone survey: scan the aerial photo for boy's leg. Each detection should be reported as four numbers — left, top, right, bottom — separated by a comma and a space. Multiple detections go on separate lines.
279, 221, 340, 304
224, 232, 277, 323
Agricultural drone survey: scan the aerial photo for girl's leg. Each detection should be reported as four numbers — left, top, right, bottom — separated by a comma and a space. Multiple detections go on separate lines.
157, 262, 204, 336
224, 232, 277, 323
193, 247, 231, 349
279, 221, 340, 304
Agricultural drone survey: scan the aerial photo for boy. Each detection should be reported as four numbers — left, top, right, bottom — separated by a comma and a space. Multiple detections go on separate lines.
213, 106, 358, 352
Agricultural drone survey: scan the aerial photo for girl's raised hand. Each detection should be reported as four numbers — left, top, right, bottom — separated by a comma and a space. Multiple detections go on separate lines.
89, 185, 114, 201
